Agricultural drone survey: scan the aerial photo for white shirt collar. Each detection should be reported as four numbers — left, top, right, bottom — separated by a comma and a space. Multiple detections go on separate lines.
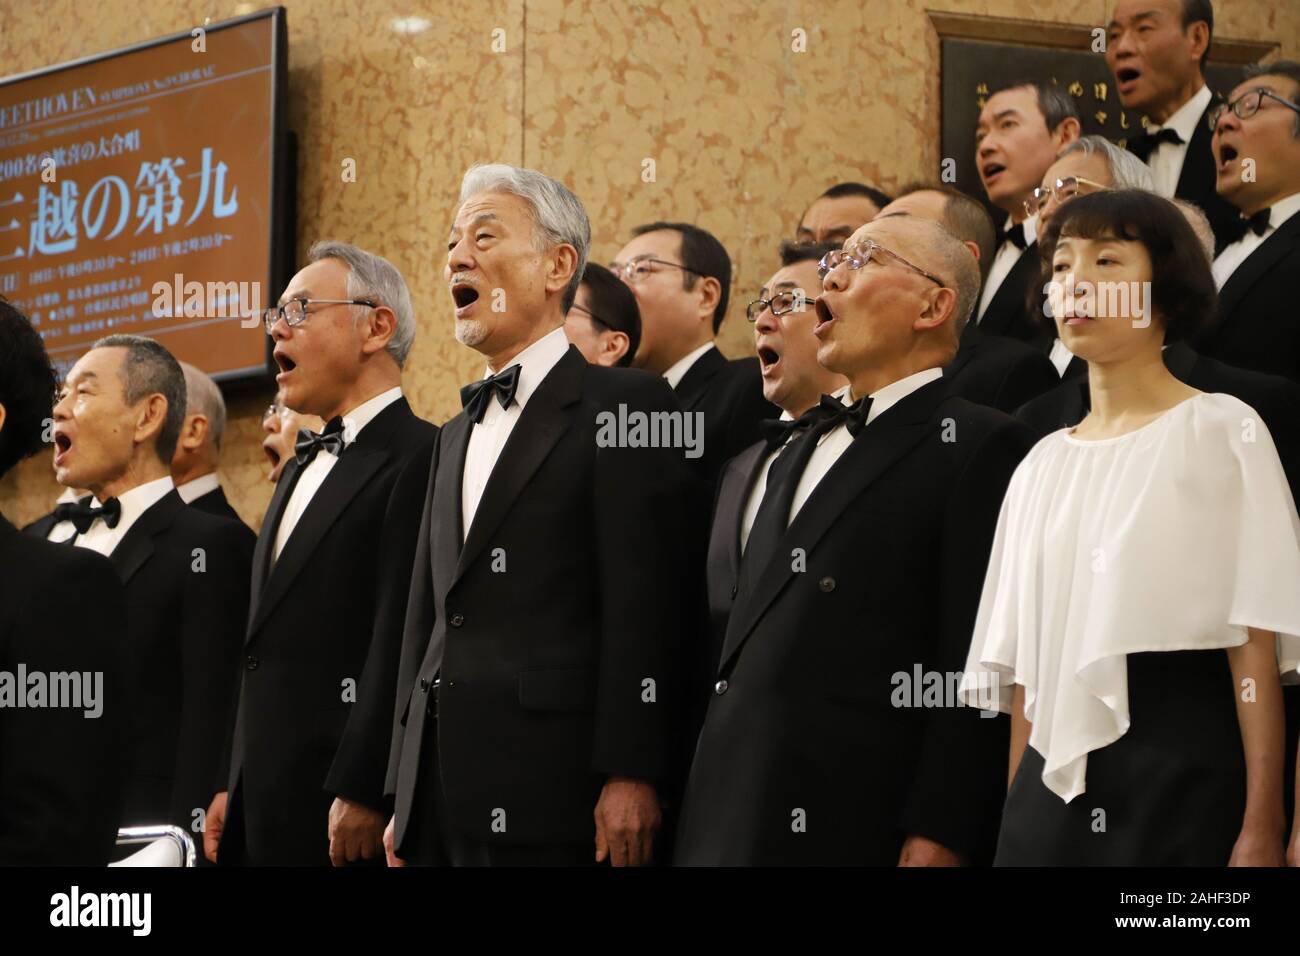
1150, 84, 1211, 142
95, 474, 174, 524
339, 386, 403, 445
481, 326, 570, 413
663, 342, 715, 390
55, 486, 82, 505
1265, 191, 1300, 231
176, 472, 221, 504
843, 366, 945, 423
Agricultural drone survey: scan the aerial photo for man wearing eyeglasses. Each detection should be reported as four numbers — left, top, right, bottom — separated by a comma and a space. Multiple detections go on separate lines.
259, 391, 324, 484
205, 241, 437, 867
1105, 0, 1239, 249
563, 263, 640, 367
676, 215, 1035, 866
973, 80, 1080, 345
611, 222, 778, 485
1199, 61, 1300, 385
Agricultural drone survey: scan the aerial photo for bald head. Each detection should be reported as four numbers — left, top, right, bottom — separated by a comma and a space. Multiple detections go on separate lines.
171, 362, 226, 485
849, 215, 981, 341
877, 183, 996, 283
180, 362, 226, 449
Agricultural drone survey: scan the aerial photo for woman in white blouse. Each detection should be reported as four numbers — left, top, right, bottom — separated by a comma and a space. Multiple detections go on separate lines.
961, 189, 1300, 866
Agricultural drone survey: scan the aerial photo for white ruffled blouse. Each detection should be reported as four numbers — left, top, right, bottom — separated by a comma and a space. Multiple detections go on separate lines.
960, 392, 1300, 802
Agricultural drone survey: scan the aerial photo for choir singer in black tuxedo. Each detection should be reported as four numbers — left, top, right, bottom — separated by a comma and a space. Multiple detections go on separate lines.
383, 164, 694, 867
50, 334, 253, 839
206, 242, 436, 866
675, 215, 1036, 866
0, 300, 127, 865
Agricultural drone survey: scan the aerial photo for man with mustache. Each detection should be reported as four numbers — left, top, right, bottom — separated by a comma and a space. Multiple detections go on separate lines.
206, 242, 436, 866
383, 164, 694, 866
675, 215, 1035, 865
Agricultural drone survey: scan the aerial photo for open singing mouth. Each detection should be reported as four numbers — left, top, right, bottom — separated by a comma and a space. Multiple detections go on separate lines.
274, 351, 297, 374
451, 284, 480, 309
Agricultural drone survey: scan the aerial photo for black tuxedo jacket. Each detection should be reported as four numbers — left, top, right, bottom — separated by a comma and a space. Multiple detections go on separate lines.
945, 323, 1060, 413
675, 378, 1037, 866
219, 396, 436, 865
1128, 98, 1240, 253
0, 515, 128, 865
672, 346, 778, 485
106, 490, 253, 835
976, 242, 1047, 346
386, 347, 695, 854
1196, 211, 1300, 384
21, 495, 90, 540
188, 483, 245, 527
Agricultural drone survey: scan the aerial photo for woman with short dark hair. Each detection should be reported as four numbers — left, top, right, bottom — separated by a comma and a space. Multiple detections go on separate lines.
961, 190, 1300, 865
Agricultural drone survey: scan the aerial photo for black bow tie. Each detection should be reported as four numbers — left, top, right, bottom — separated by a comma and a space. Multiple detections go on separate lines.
1130, 126, 1185, 160
61, 497, 121, 534
294, 417, 346, 466
1222, 207, 1273, 246
759, 405, 828, 451
996, 222, 1027, 251
816, 393, 873, 438
460, 364, 521, 424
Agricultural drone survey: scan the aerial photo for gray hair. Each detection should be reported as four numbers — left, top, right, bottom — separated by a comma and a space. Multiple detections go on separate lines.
307, 241, 416, 369
459, 163, 591, 311
1058, 135, 1154, 191
179, 361, 226, 450
1173, 198, 1217, 264
893, 217, 982, 339
91, 334, 186, 464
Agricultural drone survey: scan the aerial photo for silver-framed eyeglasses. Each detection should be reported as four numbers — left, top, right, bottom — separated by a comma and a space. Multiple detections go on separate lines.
262, 297, 377, 334
746, 291, 817, 322
816, 240, 946, 286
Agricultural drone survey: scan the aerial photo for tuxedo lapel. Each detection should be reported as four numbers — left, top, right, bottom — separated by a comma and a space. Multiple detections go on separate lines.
979, 245, 1038, 338
1176, 113, 1215, 201
249, 458, 303, 620
707, 441, 767, 612
430, 412, 471, 599
109, 490, 185, 585
453, 348, 585, 586
718, 380, 948, 672
1215, 214, 1300, 328
674, 346, 725, 411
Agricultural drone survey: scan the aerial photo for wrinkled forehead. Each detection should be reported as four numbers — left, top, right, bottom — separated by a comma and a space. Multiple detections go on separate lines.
1227, 75, 1300, 105
847, 217, 924, 260
66, 346, 124, 388
1044, 150, 1109, 188
451, 191, 531, 234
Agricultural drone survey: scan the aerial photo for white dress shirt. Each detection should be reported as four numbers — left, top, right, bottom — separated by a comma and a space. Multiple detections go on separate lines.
45, 485, 85, 543
1143, 84, 1212, 198
784, 367, 944, 528
662, 342, 715, 390
976, 214, 1038, 323
1049, 338, 1077, 377
273, 386, 403, 562
462, 327, 570, 540
176, 472, 221, 504
1212, 192, 1300, 289
73, 474, 175, 557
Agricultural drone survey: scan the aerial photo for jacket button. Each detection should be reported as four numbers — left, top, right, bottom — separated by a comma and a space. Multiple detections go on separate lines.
245, 656, 259, 671
715, 679, 729, 695
730, 584, 738, 598
449, 613, 464, 627
819, 576, 836, 592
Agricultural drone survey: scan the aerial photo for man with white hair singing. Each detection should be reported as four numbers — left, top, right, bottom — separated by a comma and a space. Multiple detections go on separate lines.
383, 164, 695, 866
206, 241, 437, 866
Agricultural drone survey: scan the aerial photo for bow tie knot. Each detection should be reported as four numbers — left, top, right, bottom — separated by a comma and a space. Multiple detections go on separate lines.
460, 364, 521, 424
817, 393, 873, 437
1222, 207, 1273, 246
760, 406, 827, 451
294, 417, 346, 466
61, 497, 121, 534
996, 222, 1027, 251
1130, 126, 1184, 160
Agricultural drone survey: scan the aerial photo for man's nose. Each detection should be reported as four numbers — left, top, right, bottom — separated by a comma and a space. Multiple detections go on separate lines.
753, 304, 780, 333
448, 238, 474, 275
270, 314, 292, 342
52, 392, 71, 420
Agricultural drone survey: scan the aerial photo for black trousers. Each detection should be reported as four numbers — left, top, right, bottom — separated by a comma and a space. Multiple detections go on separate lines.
403, 709, 594, 867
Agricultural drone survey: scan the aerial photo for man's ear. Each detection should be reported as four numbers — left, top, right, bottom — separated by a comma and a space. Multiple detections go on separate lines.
915, 286, 958, 332
963, 239, 981, 264
604, 331, 631, 366
134, 394, 169, 448
1053, 117, 1082, 151
0, 401, 7, 435
696, 275, 722, 325
546, 244, 580, 298
179, 412, 209, 452
361, 305, 397, 357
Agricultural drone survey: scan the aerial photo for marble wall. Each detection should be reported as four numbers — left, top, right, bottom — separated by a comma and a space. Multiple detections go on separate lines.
2, 0, 1297, 529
